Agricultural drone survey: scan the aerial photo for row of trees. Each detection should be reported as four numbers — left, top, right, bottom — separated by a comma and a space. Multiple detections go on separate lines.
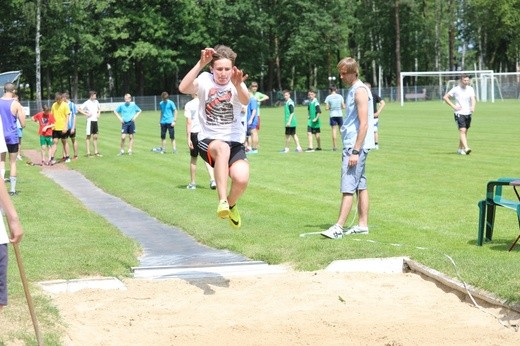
0, 0, 518, 103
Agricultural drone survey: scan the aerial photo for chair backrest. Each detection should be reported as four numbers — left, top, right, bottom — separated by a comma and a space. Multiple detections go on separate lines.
493, 177, 520, 204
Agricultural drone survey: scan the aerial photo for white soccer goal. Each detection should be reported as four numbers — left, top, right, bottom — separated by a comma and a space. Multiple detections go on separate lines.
399, 70, 494, 106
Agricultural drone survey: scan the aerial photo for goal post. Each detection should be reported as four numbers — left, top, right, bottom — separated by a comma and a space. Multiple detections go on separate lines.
399, 70, 495, 106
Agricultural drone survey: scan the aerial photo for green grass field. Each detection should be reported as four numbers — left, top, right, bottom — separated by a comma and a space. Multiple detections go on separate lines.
1, 99, 519, 344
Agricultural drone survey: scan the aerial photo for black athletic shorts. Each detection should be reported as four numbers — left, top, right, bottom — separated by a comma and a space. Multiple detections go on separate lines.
198, 138, 247, 168
160, 123, 175, 140
52, 130, 69, 139
189, 132, 200, 158
307, 126, 321, 134
6, 143, 18, 154
454, 113, 472, 129
285, 127, 296, 136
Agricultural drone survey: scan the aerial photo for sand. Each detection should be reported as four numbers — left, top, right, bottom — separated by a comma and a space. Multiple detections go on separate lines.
47, 269, 520, 346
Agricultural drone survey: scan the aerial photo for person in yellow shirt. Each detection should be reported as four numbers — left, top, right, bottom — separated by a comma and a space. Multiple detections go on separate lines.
50, 92, 71, 164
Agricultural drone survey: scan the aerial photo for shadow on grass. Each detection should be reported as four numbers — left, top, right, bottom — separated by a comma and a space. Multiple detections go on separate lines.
468, 237, 520, 252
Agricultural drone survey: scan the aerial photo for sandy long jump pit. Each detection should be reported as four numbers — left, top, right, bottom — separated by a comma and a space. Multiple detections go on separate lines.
41, 257, 520, 345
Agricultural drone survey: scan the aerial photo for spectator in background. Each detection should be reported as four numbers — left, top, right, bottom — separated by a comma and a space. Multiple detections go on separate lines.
0, 83, 26, 195
156, 91, 177, 154
306, 89, 322, 152
443, 74, 476, 155
63, 92, 79, 159
79, 90, 102, 157
246, 93, 258, 154
32, 105, 55, 165
249, 82, 269, 151
50, 91, 71, 164
324, 85, 345, 151
184, 94, 216, 190
12, 94, 24, 161
365, 82, 385, 150
281, 90, 302, 153
114, 93, 141, 156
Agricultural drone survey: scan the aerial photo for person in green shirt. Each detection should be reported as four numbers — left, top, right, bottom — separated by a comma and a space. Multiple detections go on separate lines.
281, 90, 302, 153
306, 89, 321, 152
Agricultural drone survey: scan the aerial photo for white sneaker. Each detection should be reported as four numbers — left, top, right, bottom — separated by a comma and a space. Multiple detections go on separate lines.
321, 224, 344, 239
128, 150, 133, 156
343, 225, 369, 235
457, 149, 466, 155
186, 183, 196, 190
118, 150, 125, 156
210, 180, 217, 190
464, 148, 472, 155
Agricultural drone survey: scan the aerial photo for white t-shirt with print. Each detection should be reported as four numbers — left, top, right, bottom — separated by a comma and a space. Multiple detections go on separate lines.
196, 72, 246, 143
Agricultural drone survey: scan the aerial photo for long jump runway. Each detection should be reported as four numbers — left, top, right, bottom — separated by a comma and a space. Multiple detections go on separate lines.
42, 169, 285, 279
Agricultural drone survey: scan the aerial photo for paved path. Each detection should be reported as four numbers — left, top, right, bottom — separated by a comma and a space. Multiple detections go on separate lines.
41, 169, 279, 278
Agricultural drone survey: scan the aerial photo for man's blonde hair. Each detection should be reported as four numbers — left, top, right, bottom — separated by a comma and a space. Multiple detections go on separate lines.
337, 57, 359, 76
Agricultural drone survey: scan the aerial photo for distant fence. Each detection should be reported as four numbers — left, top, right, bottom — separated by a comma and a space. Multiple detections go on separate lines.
20, 82, 519, 117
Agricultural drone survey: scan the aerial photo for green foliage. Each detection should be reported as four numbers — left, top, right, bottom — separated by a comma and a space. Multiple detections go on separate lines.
4, 0, 520, 98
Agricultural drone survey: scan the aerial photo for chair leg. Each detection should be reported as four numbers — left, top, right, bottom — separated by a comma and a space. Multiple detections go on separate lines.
508, 234, 520, 252
485, 204, 496, 241
477, 200, 486, 246
511, 214, 520, 252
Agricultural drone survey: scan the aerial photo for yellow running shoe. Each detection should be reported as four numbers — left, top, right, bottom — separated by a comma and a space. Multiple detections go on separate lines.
229, 204, 241, 229
217, 200, 230, 219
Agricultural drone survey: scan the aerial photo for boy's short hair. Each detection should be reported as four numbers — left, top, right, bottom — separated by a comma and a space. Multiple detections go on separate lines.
3, 83, 15, 93
211, 45, 237, 65
89, 90, 97, 97
161, 91, 169, 99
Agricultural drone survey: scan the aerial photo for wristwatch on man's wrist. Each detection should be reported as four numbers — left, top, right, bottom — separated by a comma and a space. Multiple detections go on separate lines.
351, 149, 360, 155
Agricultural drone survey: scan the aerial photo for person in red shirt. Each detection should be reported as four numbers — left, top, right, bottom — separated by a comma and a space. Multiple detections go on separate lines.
32, 105, 56, 165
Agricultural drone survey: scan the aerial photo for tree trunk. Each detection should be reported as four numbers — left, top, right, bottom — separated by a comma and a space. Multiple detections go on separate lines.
136, 62, 144, 96
448, 0, 455, 70
35, 0, 42, 111
274, 35, 282, 91
395, 0, 401, 100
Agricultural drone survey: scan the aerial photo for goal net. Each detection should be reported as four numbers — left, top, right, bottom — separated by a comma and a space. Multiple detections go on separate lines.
399, 70, 497, 105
